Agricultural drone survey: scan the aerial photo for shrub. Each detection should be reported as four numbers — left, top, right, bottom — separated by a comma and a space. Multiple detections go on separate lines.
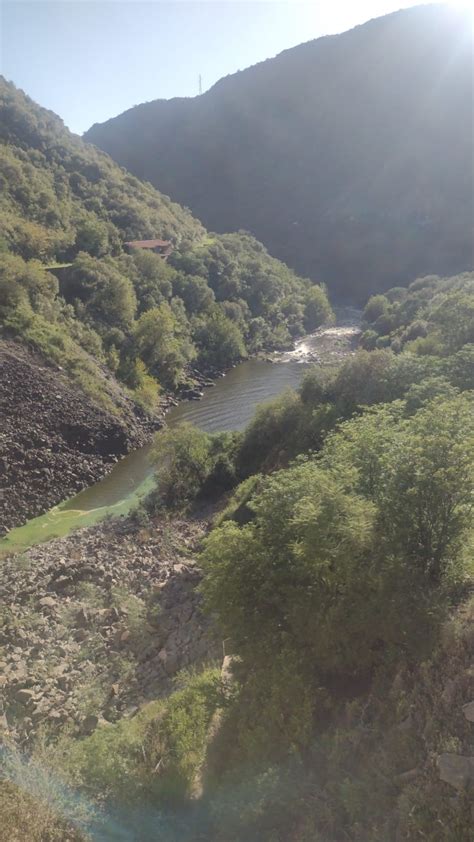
59, 669, 222, 804
363, 294, 390, 324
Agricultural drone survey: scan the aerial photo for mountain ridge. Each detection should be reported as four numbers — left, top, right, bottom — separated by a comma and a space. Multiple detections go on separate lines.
85, 4, 474, 301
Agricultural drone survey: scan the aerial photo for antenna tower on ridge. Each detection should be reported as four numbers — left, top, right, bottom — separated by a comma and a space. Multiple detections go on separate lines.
199, 74, 202, 95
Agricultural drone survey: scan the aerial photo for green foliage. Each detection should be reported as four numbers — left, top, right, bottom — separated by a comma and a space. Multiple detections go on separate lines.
194, 307, 246, 368
201, 393, 474, 769
360, 272, 474, 357
63, 252, 137, 329
303, 284, 334, 331
59, 669, 222, 804
322, 395, 474, 581
363, 294, 390, 324
151, 423, 240, 508
235, 389, 303, 476
151, 423, 213, 507
0, 741, 90, 841
127, 248, 174, 313
430, 290, 474, 353
0, 251, 58, 315
0, 78, 204, 259
0, 78, 333, 403
172, 232, 333, 356
130, 359, 160, 411
74, 213, 110, 257
134, 303, 193, 388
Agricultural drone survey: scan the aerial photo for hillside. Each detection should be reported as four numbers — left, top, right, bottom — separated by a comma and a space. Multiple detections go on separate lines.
0, 77, 332, 529
85, 4, 474, 301
2, 266, 473, 841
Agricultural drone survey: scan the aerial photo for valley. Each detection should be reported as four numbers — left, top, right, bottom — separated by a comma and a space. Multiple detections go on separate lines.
1, 6, 474, 841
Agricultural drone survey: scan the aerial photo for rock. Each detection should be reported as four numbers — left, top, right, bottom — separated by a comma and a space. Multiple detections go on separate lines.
0, 339, 151, 537
158, 646, 180, 675
440, 678, 457, 707
39, 596, 56, 609
52, 576, 71, 590
15, 688, 35, 706
462, 701, 474, 722
438, 753, 474, 791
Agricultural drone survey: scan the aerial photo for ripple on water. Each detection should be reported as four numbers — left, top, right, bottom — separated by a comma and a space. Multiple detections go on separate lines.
1, 318, 360, 553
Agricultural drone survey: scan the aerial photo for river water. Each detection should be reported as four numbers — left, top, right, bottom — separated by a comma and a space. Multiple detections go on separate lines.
1, 314, 360, 554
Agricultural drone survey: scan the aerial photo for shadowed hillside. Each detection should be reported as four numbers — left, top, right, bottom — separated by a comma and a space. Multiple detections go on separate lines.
85, 4, 474, 301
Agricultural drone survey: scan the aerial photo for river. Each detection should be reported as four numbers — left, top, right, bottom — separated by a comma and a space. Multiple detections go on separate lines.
0, 312, 360, 554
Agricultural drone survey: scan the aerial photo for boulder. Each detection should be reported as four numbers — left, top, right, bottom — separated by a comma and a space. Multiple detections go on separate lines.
462, 701, 474, 723
15, 688, 35, 706
438, 753, 474, 791
39, 596, 56, 609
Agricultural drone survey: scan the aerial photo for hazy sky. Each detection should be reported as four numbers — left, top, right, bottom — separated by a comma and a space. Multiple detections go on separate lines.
1, 1, 441, 134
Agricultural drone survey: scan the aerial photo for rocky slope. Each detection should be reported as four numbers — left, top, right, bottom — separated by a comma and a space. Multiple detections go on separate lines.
85, 5, 473, 301
0, 512, 217, 745
0, 340, 156, 536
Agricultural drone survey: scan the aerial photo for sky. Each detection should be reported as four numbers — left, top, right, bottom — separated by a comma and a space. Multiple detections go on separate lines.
0, 0, 448, 134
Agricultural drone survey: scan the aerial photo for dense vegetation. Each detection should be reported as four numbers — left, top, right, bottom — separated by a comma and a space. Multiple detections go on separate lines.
131, 268, 474, 840
85, 5, 473, 301
1, 45, 474, 842
146, 271, 473, 842
0, 77, 332, 409
6, 266, 472, 840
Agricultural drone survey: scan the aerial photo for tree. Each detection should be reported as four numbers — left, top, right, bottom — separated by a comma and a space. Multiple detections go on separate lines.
362, 294, 390, 325
74, 214, 109, 257
303, 285, 334, 331
134, 303, 193, 388
430, 291, 474, 353
195, 307, 246, 368
128, 249, 173, 313
332, 349, 394, 411
378, 395, 474, 582
0, 252, 57, 317
201, 462, 377, 684
65, 253, 136, 329
322, 395, 474, 583
172, 272, 215, 315
152, 423, 213, 506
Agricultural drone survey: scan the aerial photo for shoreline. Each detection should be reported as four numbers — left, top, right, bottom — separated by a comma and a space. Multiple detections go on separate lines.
1, 318, 360, 543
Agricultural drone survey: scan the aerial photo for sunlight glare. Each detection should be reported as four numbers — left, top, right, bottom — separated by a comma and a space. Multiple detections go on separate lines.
448, 0, 474, 13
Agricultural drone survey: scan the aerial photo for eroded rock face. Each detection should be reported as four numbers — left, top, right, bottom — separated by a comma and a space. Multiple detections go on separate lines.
0, 514, 218, 742
0, 339, 156, 536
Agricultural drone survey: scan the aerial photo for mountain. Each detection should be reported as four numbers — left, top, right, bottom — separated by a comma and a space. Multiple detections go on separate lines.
85, 4, 474, 302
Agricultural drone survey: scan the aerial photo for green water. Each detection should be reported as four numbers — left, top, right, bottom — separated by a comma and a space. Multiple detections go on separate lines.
0, 448, 156, 554
0, 357, 309, 554
1, 318, 360, 555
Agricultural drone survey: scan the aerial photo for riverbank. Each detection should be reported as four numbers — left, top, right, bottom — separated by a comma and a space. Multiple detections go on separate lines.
1, 318, 361, 548
0, 336, 233, 537
0, 340, 161, 537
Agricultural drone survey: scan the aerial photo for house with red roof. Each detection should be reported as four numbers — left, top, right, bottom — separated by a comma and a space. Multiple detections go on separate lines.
124, 239, 173, 259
